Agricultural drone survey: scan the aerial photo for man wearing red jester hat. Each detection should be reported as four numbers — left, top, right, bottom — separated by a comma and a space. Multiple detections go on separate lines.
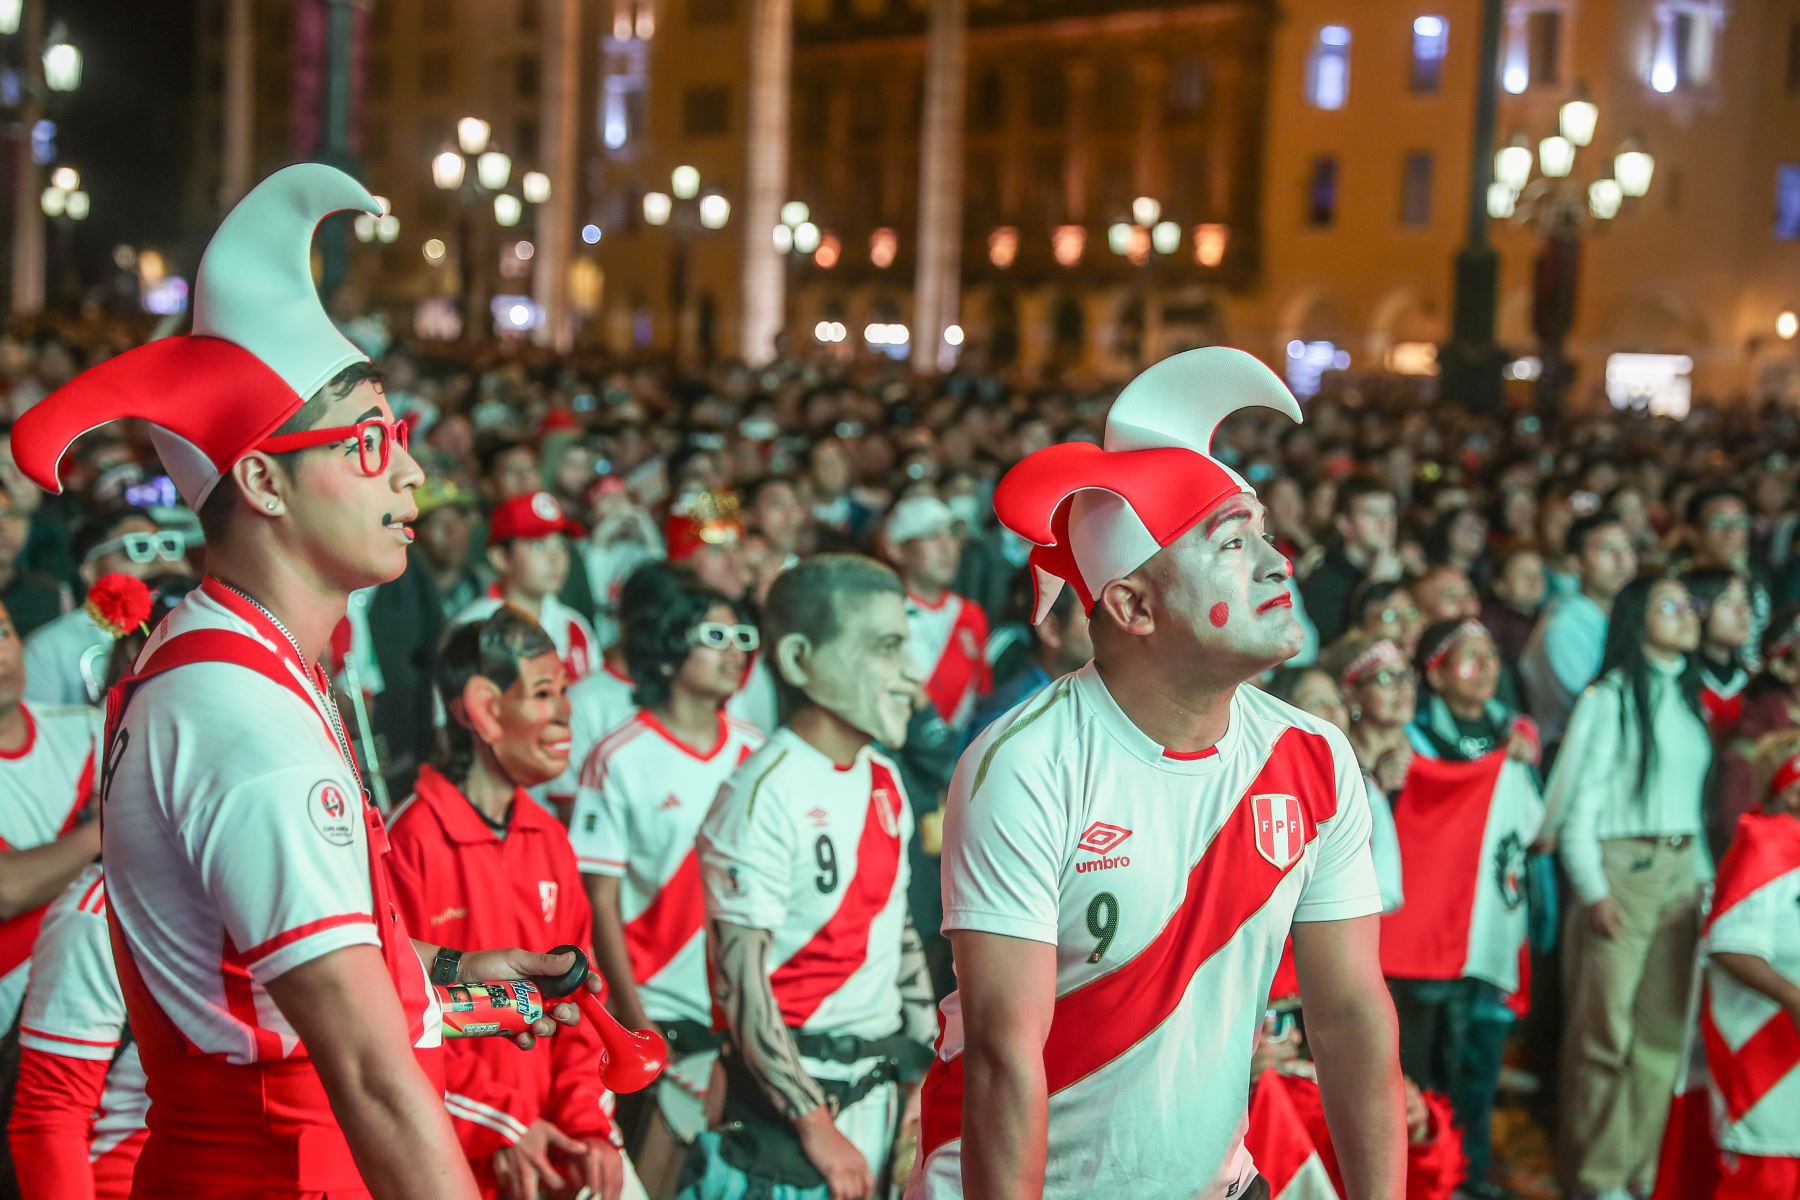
911, 348, 1405, 1200
8, 164, 592, 1200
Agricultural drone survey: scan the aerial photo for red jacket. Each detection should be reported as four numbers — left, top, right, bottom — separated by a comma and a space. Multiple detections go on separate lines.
386, 765, 613, 1177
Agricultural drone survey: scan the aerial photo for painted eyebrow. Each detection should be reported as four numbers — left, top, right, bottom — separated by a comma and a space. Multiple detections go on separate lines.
1203, 505, 1254, 536
352, 407, 382, 423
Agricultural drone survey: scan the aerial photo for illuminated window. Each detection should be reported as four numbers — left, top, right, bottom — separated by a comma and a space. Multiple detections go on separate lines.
1400, 151, 1433, 226
1776, 164, 1800, 241
1306, 25, 1351, 109
1410, 15, 1448, 93
1308, 156, 1338, 227
1501, 3, 1563, 94
1648, 2, 1724, 94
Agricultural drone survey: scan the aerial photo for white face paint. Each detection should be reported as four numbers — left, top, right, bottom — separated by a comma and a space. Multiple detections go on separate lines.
779, 591, 921, 748
1141, 495, 1304, 669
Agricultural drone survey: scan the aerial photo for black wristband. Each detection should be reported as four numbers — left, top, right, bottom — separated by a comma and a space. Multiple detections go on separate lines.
429, 947, 464, 986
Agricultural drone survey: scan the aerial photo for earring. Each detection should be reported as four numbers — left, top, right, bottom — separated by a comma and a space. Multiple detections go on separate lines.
266, 501, 277, 511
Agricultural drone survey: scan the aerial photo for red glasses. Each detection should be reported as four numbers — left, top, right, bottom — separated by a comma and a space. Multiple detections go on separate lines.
259, 417, 411, 477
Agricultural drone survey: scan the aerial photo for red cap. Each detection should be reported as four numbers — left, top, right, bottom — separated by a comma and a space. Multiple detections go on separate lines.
488, 491, 585, 546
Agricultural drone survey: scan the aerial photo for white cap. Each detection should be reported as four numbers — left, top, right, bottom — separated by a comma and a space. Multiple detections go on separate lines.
886, 495, 956, 544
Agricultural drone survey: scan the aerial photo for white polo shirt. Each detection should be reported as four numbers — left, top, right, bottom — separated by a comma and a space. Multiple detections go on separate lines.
102, 581, 439, 1066
18, 865, 149, 1163
914, 662, 1381, 1200
700, 729, 914, 1040
0, 702, 100, 1029
571, 709, 762, 1025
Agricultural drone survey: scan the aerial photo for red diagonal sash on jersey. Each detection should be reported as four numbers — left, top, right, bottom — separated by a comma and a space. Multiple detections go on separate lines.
626, 847, 706, 986
1699, 811, 1800, 1122
769, 761, 905, 1025
1378, 752, 1505, 981
920, 727, 1340, 1159
0, 746, 100, 975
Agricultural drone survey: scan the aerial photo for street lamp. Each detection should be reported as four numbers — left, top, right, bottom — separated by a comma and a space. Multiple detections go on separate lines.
39, 165, 86, 307
643, 165, 732, 359
432, 115, 543, 338
42, 37, 78, 92
1489, 94, 1656, 412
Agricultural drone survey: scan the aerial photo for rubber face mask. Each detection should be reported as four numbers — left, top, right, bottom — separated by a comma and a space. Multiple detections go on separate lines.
775, 591, 920, 748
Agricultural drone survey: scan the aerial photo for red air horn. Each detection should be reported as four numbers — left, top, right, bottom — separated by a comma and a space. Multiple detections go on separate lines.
432, 944, 668, 1093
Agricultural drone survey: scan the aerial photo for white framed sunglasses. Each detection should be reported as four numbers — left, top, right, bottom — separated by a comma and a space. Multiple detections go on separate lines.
689, 622, 759, 652
88, 530, 187, 566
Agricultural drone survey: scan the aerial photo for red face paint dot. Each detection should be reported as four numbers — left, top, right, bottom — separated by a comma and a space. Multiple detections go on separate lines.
1209, 602, 1230, 628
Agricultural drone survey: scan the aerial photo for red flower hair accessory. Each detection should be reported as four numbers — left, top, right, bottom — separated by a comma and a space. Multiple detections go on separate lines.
84, 573, 155, 639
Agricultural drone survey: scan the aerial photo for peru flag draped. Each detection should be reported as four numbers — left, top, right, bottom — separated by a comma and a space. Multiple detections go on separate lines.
1245, 1072, 1339, 1199
1379, 753, 1543, 991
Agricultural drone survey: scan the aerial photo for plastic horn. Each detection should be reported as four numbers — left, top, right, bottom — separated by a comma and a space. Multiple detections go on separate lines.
535, 944, 669, 1093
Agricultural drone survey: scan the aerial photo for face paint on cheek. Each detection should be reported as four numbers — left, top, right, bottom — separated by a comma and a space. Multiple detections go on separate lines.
1455, 658, 1480, 682
1209, 602, 1230, 629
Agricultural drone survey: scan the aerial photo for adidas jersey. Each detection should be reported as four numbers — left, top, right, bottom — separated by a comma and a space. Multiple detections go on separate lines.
546, 665, 636, 805
455, 593, 598, 683
905, 591, 991, 731
700, 729, 914, 1039
571, 709, 763, 1025
0, 702, 100, 1029
915, 662, 1381, 1200
18, 866, 149, 1163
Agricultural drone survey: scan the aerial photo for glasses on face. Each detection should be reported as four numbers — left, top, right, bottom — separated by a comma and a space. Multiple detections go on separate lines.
1368, 668, 1417, 689
1378, 607, 1422, 625
258, 417, 411, 477
690, 622, 759, 652
88, 530, 187, 565
1655, 596, 1696, 618
1705, 515, 1749, 532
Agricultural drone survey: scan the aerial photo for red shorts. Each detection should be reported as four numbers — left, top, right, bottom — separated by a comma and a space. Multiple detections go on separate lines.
1714, 1148, 1800, 1199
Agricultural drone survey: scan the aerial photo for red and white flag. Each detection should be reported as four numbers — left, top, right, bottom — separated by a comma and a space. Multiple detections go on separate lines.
1379, 753, 1543, 991
1245, 1071, 1339, 1199
1699, 810, 1800, 1158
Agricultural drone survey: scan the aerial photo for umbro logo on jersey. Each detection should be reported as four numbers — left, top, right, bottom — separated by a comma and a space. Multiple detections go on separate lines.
807, 807, 830, 828
1075, 821, 1132, 873
658, 794, 682, 811
1252, 793, 1306, 870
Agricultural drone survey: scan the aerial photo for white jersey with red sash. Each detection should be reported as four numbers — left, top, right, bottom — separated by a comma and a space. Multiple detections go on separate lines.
0, 702, 98, 1030
545, 663, 635, 807
905, 591, 990, 731
571, 709, 762, 1025
1379, 752, 1543, 992
456, 591, 597, 682
914, 664, 1381, 1200
700, 728, 914, 1041
100, 578, 442, 1195
1702, 811, 1800, 1157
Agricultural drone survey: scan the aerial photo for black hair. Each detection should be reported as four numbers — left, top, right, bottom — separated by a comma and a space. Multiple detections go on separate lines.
761, 553, 904, 721
1686, 483, 1744, 526
624, 574, 735, 710
741, 475, 797, 511
1332, 473, 1395, 525
1422, 506, 1483, 568
1265, 665, 1337, 708
476, 438, 535, 481
1681, 566, 1747, 667
1412, 616, 1494, 696
432, 606, 557, 786
1598, 575, 1704, 805
195, 361, 384, 544
1564, 510, 1625, 560
101, 574, 201, 695
1348, 578, 1408, 628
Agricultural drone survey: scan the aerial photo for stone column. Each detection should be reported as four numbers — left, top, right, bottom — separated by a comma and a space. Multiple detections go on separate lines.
739, 0, 792, 364
911, 0, 967, 374
9, 0, 45, 317
534, 0, 581, 350
221, 0, 255, 208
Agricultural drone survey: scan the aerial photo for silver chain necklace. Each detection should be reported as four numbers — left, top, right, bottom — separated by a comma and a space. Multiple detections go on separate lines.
218, 581, 365, 794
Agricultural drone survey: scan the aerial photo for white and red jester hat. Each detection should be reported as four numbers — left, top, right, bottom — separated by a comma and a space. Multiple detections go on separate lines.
994, 346, 1302, 624
11, 163, 382, 509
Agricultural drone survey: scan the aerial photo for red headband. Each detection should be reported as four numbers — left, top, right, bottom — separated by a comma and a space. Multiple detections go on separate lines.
1771, 752, 1800, 800
1340, 640, 1405, 688
1424, 620, 1489, 674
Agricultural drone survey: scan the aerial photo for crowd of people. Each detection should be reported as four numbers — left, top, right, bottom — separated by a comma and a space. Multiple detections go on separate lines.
0, 303, 1797, 1200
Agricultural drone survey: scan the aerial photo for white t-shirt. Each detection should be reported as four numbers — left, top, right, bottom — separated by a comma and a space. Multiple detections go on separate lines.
23, 607, 111, 707
1705, 857, 1800, 1156
102, 582, 440, 1065
0, 702, 100, 1028
455, 593, 598, 683
546, 665, 636, 805
571, 709, 763, 1025
700, 729, 914, 1039
18, 865, 149, 1161
914, 663, 1381, 1200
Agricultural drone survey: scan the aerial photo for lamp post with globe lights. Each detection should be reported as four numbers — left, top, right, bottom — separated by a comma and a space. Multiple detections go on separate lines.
642, 164, 731, 359
431, 117, 550, 338
1486, 92, 1654, 414
37, 161, 85, 307
771, 199, 820, 337
1105, 195, 1183, 364
2, 0, 82, 315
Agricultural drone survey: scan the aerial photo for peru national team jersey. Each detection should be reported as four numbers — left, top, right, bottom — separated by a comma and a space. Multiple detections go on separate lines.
0, 702, 99, 1029
905, 591, 991, 730
700, 729, 915, 1040
915, 663, 1381, 1200
571, 709, 763, 1025
102, 581, 441, 1068
456, 592, 598, 682
545, 664, 637, 805
18, 866, 149, 1166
